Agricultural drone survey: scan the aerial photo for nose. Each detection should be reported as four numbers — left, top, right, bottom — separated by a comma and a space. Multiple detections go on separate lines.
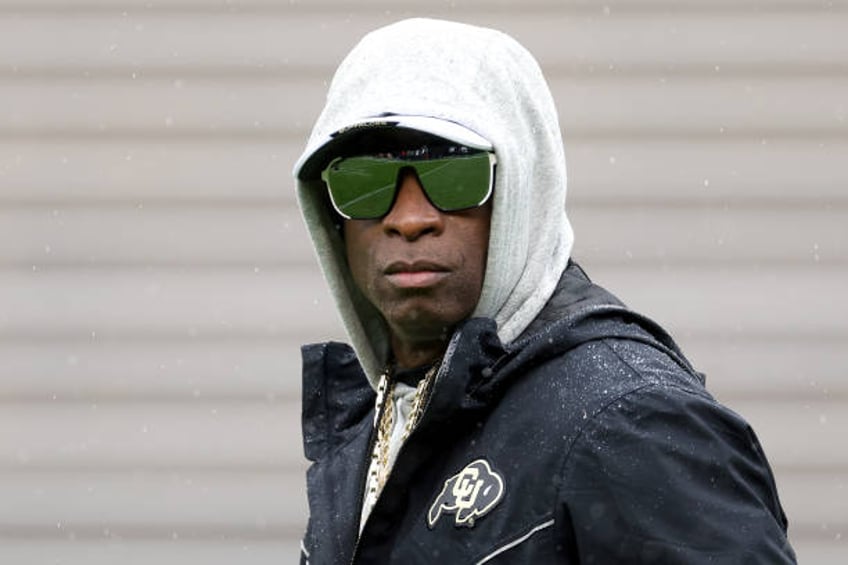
382, 169, 444, 240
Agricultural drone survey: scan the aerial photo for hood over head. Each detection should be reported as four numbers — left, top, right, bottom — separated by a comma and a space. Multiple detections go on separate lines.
294, 18, 574, 386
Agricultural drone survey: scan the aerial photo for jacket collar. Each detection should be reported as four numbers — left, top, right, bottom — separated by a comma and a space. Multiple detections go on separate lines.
300, 341, 376, 462
300, 261, 701, 461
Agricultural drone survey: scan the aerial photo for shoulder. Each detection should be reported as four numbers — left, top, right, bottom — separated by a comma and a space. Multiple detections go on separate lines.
487, 332, 712, 482
512, 333, 708, 430
542, 341, 794, 560
534, 334, 753, 475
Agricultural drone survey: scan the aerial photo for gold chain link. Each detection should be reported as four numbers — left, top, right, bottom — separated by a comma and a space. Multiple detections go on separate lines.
368, 363, 439, 497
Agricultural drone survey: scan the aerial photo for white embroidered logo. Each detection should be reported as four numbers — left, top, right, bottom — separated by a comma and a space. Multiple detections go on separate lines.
427, 459, 505, 528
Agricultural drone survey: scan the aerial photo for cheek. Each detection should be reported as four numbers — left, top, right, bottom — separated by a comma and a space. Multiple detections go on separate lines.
442, 212, 490, 312
343, 222, 378, 294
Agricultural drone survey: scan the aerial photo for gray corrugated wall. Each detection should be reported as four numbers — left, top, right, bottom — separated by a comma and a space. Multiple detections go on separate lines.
1, 1, 845, 563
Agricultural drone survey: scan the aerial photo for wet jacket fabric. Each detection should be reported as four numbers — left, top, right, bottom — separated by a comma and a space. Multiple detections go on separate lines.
299, 263, 796, 564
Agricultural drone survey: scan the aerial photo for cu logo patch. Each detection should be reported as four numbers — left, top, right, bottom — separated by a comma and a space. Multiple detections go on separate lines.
427, 459, 505, 529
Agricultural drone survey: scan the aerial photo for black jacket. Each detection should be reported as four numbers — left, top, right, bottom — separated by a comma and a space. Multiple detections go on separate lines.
299, 263, 796, 564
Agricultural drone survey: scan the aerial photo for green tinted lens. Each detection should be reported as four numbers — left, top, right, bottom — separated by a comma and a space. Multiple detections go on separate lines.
322, 152, 494, 220
415, 153, 493, 211
323, 157, 399, 219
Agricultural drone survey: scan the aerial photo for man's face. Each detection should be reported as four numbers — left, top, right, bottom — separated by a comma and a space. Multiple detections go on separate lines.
343, 166, 491, 353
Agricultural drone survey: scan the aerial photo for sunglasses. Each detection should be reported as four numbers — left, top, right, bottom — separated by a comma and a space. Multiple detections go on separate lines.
321, 151, 496, 220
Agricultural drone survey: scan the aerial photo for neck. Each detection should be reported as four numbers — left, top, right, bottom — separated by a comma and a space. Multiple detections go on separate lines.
390, 335, 447, 370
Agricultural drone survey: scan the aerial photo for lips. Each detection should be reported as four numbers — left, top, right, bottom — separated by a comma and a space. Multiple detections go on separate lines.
384, 260, 450, 275
384, 260, 450, 288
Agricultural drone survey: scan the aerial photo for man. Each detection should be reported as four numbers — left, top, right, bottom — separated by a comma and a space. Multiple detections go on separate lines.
292, 18, 796, 564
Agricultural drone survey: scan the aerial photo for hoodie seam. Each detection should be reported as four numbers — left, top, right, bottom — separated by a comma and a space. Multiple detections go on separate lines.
598, 337, 708, 400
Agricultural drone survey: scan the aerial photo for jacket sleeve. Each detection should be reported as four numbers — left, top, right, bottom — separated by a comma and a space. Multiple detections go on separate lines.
558, 383, 797, 564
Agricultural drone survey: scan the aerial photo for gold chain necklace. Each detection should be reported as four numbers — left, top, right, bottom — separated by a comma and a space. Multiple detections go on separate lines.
362, 362, 439, 516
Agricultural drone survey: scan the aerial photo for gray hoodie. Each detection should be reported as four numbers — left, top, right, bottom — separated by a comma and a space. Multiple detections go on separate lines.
294, 18, 574, 387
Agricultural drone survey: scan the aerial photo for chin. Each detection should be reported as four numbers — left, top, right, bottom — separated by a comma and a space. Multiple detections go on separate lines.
387, 306, 463, 341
